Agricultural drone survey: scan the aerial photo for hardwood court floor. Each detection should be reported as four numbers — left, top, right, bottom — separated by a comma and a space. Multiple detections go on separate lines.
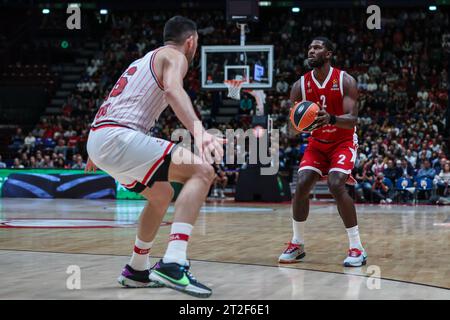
0, 198, 449, 299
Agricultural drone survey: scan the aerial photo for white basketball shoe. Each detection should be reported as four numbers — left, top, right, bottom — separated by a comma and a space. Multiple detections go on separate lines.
343, 248, 368, 267
278, 242, 306, 263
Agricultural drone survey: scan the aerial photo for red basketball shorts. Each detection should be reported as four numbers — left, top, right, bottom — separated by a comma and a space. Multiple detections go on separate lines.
298, 138, 357, 176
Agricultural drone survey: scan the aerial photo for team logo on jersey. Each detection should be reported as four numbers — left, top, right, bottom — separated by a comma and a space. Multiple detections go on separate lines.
331, 79, 340, 91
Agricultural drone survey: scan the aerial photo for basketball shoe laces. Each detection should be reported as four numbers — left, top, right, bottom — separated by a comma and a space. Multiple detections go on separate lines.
181, 260, 197, 282
284, 242, 300, 253
348, 248, 362, 257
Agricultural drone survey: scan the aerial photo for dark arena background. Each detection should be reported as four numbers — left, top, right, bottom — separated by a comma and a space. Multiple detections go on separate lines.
0, 0, 449, 306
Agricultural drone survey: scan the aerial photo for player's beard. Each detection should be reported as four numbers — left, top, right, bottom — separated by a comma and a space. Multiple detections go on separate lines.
308, 56, 325, 68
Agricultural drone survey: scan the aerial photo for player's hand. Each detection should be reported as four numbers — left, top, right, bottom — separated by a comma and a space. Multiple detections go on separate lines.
85, 157, 98, 173
195, 131, 227, 164
315, 109, 331, 128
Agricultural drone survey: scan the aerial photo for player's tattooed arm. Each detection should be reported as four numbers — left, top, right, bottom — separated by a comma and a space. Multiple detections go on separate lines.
316, 72, 358, 129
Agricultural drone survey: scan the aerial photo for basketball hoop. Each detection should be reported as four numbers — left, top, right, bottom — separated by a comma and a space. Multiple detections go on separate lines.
224, 79, 246, 100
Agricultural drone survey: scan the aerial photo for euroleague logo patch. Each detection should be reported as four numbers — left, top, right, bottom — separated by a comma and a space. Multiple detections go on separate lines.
0, 218, 171, 229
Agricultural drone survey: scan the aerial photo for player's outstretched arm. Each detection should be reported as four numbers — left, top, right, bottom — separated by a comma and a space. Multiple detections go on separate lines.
315, 72, 358, 129
162, 49, 224, 163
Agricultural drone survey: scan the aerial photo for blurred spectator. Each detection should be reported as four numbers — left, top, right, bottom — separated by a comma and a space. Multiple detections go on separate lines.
405, 150, 417, 168
55, 157, 66, 169
54, 139, 68, 158
417, 160, 436, 180
433, 155, 448, 174
417, 86, 429, 102
71, 154, 86, 169
21, 153, 30, 168
383, 159, 401, 183
434, 162, 450, 196
23, 132, 36, 153
372, 172, 392, 204
399, 159, 414, 178
212, 163, 228, 198
9, 127, 24, 152
354, 159, 374, 202
240, 95, 253, 114
63, 126, 77, 138
43, 155, 54, 168
29, 156, 37, 169
35, 151, 45, 168
11, 158, 24, 169
67, 132, 80, 154
371, 156, 386, 176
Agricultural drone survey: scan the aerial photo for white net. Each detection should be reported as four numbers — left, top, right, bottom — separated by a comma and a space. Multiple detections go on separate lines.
224, 80, 245, 100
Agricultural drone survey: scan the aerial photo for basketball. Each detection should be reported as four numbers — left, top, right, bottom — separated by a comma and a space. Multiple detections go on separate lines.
289, 101, 321, 132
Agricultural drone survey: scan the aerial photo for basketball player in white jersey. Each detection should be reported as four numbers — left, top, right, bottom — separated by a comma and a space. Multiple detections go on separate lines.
85, 16, 224, 298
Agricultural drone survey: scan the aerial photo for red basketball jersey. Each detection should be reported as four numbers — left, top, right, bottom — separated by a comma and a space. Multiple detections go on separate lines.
300, 67, 356, 143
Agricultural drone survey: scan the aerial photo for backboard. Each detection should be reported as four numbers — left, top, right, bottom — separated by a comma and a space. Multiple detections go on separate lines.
201, 45, 274, 90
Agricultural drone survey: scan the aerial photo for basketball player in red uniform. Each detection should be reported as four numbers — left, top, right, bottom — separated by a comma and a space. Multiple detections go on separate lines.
279, 37, 367, 267
85, 16, 224, 297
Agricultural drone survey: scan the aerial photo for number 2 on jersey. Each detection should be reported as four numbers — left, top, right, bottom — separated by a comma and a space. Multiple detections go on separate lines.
337, 154, 346, 165
319, 95, 326, 109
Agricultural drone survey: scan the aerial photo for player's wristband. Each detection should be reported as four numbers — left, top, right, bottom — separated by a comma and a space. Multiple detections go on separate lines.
329, 114, 337, 125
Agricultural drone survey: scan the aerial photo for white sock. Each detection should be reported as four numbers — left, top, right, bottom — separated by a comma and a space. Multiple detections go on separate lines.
163, 222, 193, 266
129, 236, 153, 271
291, 219, 305, 244
346, 225, 363, 250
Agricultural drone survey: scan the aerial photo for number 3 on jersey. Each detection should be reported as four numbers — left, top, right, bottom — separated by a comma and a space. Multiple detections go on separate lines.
109, 66, 137, 98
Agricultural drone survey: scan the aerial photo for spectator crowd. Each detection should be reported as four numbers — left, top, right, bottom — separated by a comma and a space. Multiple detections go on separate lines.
1, 7, 449, 203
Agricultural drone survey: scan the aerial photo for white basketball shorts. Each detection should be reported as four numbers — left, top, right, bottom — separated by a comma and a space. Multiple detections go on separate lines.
87, 124, 175, 193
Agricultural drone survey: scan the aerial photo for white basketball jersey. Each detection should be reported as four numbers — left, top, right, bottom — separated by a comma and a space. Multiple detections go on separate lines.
91, 46, 168, 134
